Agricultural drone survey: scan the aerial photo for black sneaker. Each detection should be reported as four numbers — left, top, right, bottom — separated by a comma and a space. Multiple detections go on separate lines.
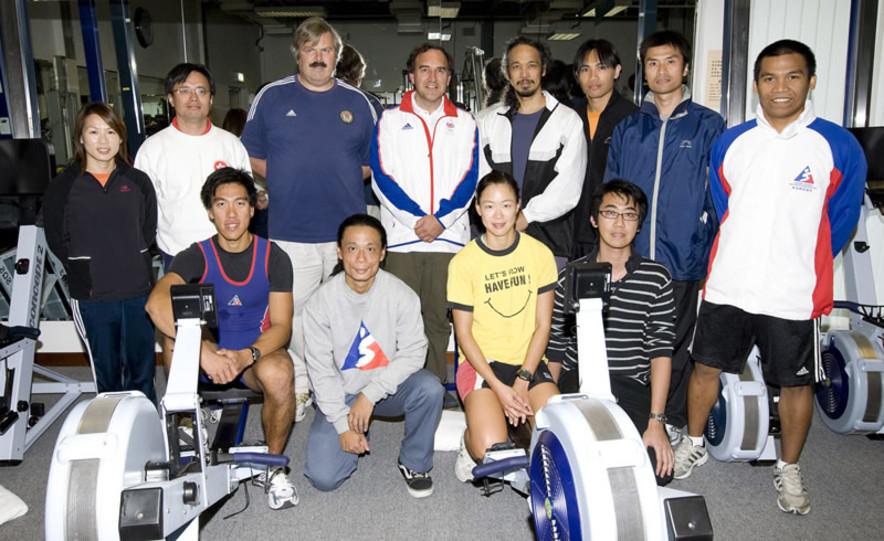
398, 461, 434, 498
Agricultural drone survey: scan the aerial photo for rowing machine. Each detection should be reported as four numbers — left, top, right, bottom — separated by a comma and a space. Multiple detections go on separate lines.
45, 284, 287, 540
703, 346, 778, 464
474, 262, 713, 540
815, 128, 884, 435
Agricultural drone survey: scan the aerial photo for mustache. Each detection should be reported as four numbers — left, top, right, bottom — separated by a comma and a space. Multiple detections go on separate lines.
309, 61, 327, 68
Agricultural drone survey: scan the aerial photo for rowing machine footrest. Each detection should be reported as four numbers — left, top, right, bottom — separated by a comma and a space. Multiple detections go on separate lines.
230, 452, 289, 468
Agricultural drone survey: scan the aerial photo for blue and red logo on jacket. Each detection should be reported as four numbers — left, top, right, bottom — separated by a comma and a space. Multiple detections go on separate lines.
791, 165, 817, 193
342, 322, 390, 371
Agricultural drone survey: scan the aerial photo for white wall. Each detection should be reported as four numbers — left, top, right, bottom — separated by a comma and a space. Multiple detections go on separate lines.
867, 1, 884, 306
691, 0, 725, 114
745, 0, 852, 123
872, 0, 884, 126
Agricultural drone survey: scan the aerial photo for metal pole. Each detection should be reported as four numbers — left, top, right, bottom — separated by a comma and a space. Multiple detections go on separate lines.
843, 0, 877, 128
78, 0, 107, 103
180, 0, 188, 63
110, 0, 146, 156
634, 0, 658, 105
0, 0, 40, 138
720, 0, 751, 127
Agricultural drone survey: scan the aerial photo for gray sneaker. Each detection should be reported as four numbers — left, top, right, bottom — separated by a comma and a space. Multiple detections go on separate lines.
454, 435, 477, 483
773, 463, 810, 515
673, 437, 708, 480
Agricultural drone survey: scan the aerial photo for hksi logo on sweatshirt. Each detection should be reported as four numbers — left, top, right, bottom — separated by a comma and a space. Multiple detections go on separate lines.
342, 322, 390, 371
791, 166, 817, 193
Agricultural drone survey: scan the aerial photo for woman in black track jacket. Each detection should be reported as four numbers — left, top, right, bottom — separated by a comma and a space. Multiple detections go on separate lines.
43, 102, 158, 403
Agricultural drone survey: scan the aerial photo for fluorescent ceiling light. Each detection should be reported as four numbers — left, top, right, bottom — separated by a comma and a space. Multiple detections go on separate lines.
255, 6, 328, 18
548, 32, 581, 41
428, 32, 452, 41
427, 1, 461, 18
582, 0, 630, 18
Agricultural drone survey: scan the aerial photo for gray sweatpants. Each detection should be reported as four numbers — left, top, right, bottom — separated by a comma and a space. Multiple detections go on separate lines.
304, 369, 444, 491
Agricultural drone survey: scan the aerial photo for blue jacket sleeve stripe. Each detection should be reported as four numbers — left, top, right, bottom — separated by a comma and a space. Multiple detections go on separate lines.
435, 125, 479, 221
370, 119, 425, 218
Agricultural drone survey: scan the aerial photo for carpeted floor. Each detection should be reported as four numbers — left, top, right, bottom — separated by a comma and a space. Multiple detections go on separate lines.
2, 366, 883, 540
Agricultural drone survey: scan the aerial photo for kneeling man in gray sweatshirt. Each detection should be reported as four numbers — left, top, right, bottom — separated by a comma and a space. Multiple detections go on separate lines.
304, 214, 444, 498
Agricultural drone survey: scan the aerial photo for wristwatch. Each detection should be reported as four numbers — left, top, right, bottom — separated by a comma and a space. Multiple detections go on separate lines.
517, 369, 533, 382
249, 346, 261, 366
648, 412, 668, 424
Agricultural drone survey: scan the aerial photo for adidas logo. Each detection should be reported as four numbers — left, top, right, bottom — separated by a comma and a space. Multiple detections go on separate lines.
795, 367, 809, 377
286, 109, 297, 117
228, 295, 243, 306
402, 123, 414, 130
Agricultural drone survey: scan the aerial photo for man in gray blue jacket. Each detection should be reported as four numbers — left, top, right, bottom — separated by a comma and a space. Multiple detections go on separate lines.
604, 30, 725, 437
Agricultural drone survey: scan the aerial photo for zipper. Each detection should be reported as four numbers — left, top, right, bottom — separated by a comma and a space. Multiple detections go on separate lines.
650, 118, 668, 259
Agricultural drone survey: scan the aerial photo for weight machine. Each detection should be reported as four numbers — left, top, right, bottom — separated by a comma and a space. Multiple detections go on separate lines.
0, 138, 96, 465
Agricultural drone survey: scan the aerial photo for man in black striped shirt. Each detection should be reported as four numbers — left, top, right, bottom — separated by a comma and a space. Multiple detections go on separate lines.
547, 179, 676, 482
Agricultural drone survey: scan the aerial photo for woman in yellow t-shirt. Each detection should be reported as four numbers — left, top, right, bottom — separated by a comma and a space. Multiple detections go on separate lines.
447, 170, 559, 482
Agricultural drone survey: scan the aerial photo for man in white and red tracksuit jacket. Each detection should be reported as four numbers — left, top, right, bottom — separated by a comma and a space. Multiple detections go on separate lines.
673, 39, 867, 517
370, 43, 479, 391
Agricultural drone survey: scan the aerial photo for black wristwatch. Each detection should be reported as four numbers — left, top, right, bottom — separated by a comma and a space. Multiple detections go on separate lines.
517, 369, 533, 382
249, 346, 261, 366
648, 412, 668, 424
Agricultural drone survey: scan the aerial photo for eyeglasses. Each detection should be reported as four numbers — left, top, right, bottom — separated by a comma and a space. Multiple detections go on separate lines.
175, 87, 210, 97
598, 209, 640, 221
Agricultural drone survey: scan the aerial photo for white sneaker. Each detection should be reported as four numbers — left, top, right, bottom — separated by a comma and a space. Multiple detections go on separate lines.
295, 392, 313, 423
773, 463, 810, 515
257, 467, 299, 510
455, 435, 477, 483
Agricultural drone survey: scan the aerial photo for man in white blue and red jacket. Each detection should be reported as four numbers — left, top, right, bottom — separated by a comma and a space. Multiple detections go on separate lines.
370, 43, 479, 392
673, 40, 867, 517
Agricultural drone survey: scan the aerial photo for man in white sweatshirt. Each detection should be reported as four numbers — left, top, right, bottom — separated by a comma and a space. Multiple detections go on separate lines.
303, 214, 443, 498
134, 63, 251, 268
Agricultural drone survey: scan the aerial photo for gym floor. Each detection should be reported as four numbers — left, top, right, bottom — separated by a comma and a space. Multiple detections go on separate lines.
2, 365, 883, 540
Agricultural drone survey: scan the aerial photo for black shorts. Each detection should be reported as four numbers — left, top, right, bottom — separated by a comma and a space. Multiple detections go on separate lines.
456, 359, 556, 401
691, 301, 814, 386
